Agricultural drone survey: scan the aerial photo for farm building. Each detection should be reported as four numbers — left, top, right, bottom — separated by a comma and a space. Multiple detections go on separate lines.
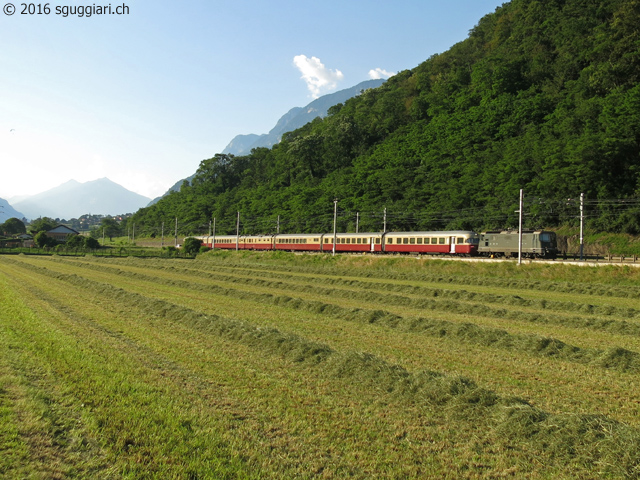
47, 225, 80, 243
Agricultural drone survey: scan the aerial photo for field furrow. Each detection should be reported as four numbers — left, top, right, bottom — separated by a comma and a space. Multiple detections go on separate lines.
2, 253, 640, 478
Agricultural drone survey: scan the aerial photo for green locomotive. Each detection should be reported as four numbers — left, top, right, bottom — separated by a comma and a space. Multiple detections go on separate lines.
477, 230, 557, 259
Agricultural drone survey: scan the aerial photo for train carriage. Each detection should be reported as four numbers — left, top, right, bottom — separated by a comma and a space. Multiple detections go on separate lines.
382, 231, 479, 255
240, 234, 274, 250
210, 235, 239, 250
321, 233, 383, 253
274, 233, 322, 252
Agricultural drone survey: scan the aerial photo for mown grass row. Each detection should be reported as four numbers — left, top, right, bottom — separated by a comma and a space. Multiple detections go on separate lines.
18, 257, 640, 376
191, 251, 640, 296
63, 255, 640, 321
4, 255, 640, 478
98, 257, 640, 317
31, 256, 640, 348
35, 256, 640, 423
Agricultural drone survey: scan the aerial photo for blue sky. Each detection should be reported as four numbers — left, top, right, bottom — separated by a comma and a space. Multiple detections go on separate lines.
1, 0, 505, 200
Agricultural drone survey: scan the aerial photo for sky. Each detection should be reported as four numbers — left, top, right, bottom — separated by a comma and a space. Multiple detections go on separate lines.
0, 0, 506, 201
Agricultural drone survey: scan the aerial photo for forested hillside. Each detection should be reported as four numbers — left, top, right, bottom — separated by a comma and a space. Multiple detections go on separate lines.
130, 0, 640, 236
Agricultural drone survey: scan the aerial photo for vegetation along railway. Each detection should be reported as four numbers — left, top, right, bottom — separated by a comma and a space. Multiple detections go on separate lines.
193, 229, 558, 259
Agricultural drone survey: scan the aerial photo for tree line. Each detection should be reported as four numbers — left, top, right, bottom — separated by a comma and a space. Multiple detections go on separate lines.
117, 0, 640, 236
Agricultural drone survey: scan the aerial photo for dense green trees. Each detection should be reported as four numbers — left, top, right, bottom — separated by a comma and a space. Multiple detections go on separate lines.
28, 217, 58, 235
1, 218, 26, 235
130, 0, 640, 236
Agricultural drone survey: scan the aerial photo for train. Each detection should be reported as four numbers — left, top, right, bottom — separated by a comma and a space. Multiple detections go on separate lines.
192, 229, 557, 258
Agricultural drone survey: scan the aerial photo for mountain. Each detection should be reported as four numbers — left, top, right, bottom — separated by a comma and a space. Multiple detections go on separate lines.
13, 178, 152, 220
147, 79, 387, 207
0, 198, 25, 223
222, 79, 385, 156
130, 0, 640, 237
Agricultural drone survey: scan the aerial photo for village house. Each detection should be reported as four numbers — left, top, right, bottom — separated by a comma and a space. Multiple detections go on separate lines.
46, 225, 80, 243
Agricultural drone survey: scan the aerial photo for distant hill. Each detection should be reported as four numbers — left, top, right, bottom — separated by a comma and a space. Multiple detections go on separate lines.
222, 79, 385, 155
147, 79, 386, 206
13, 178, 152, 220
0, 198, 25, 223
131, 0, 640, 237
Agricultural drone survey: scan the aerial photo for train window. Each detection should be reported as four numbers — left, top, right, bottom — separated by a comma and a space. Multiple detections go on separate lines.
457, 237, 464, 244
410, 238, 415, 244
375, 238, 380, 244
402, 237, 407, 244
417, 238, 422, 244
540, 233, 551, 242
439, 238, 445, 244
388, 238, 393, 244
356, 238, 361, 244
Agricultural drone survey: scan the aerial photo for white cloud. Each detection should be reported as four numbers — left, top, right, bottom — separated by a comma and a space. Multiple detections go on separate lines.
293, 55, 344, 98
368, 68, 396, 80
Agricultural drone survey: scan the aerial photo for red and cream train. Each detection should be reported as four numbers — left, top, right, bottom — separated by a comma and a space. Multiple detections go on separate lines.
194, 231, 480, 255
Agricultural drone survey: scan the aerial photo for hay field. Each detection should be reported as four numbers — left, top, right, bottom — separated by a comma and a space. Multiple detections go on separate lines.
1, 252, 640, 479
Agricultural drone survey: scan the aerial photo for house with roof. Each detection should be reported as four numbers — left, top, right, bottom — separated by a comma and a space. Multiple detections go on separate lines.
46, 225, 80, 243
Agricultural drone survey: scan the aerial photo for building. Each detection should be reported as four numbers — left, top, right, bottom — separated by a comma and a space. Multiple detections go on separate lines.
46, 225, 80, 243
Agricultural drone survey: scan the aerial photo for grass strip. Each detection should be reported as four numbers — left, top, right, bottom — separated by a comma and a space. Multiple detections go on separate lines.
5, 257, 640, 478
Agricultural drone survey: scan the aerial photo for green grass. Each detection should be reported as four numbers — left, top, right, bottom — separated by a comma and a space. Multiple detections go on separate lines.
2, 252, 640, 478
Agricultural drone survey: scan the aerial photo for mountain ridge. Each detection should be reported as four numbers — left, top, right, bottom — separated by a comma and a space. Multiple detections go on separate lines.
13, 178, 152, 220
0, 198, 25, 223
147, 79, 386, 206
222, 79, 385, 156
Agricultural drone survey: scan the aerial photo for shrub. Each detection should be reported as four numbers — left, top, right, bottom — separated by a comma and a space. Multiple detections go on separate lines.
183, 237, 202, 255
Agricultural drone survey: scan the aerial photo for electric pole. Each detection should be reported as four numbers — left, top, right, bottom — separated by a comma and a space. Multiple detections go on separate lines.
518, 189, 523, 265
580, 192, 584, 261
332, 199, 338, 256
236, 211, 240, 251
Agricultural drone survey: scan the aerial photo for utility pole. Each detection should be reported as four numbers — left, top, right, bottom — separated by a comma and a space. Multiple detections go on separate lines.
174, 217, 178, 247
212, 217, 216, 250
356, 212, 359, 234
517, 189, 523, 265
277, 215, 280, 234
383, 207, 387, 233
236, 211, 240, 251
161, 221, 164, 247
332, 199, 338, 256
580, 192, 584, 261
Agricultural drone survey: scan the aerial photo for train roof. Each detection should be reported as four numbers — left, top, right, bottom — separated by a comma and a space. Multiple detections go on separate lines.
481, 230, 554, 234
384, 230, 477, 236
